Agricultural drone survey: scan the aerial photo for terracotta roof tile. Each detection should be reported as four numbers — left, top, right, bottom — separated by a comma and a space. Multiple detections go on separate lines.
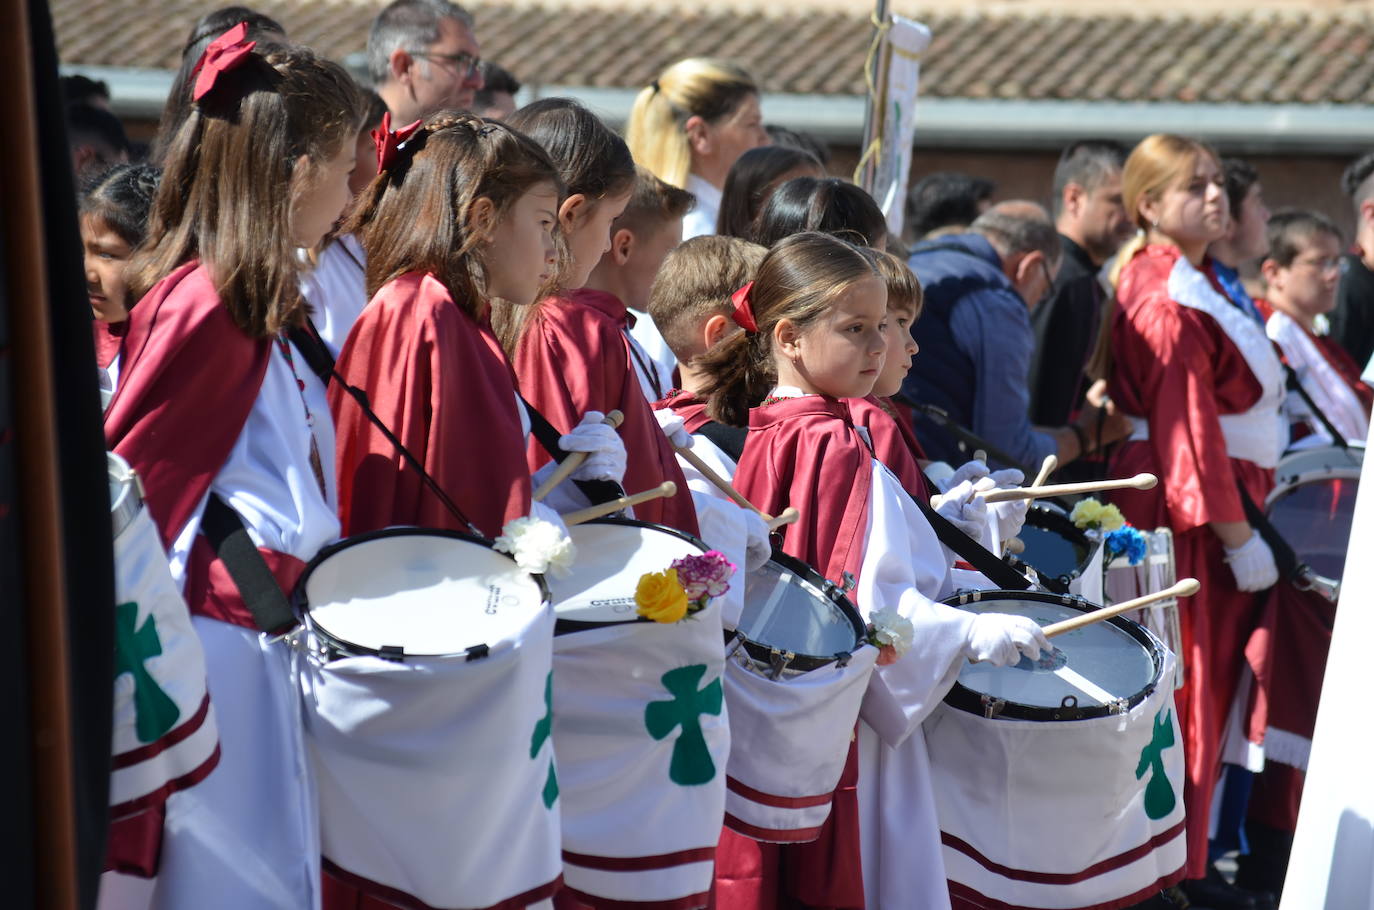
52, 0, 1374, 105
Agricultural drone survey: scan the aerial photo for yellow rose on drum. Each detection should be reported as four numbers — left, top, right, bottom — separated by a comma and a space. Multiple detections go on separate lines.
1069, 498, 1106, 529
636, 568, 689, 623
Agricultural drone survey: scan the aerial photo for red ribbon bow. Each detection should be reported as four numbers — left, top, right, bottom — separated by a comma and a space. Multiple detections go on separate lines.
730, 281, 759, 334
191, 22, 257, 103
372, 112, 424, 175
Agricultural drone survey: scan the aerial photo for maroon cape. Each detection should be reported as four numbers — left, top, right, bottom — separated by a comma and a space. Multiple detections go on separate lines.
331, 272, 531, 541
1106, 245, 1275, 879
657, 388, 712, 434
513, 289, 699, 536
713, 395, 873, 910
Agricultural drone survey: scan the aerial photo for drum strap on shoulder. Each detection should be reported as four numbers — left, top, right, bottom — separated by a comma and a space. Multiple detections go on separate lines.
1284, 363, 1351, 449
285, 321, 485, 537
913, 470, 1033, 591
518, 396, 626, 506
697, 420, 748, 463
200, 494, 298, 634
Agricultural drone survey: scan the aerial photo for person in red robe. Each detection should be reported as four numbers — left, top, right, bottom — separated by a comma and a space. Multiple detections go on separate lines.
701, 232, 1047, 910
1105, 135, 1283, 907
499, 99, 700, 536
102, 36, 361, 908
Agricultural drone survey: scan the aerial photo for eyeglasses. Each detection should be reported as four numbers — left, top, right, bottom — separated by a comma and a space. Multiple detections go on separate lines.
413, 51, 481, 79
1293, 255, 1341, 274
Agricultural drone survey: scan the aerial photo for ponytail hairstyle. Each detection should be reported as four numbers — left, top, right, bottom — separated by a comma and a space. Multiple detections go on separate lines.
80, 163, 162, 249
697, 231, 880, 426
493, 98, 635, 350
752, 176, 888, 250
131, 42, 361, 339
625, 58, 759, 189
344, 112, 563, 316
151, 7, 286, 163
716, 145, 823, 239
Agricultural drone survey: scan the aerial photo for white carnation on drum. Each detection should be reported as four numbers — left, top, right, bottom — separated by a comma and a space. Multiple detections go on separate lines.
868, 608, 915, 657
493, 516, 576, 578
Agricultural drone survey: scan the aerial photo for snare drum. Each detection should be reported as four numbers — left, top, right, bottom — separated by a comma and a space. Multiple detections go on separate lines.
925, 590, 1186, 907
547, 518, 731, 907
1265, 443, 1363, 584
294, 528, 562, 910
1015, 502, 1105, 601
722, 552, 878, 842
107, 453, 220, 872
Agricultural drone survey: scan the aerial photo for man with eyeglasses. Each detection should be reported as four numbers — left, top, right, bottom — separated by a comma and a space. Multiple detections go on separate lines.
368, 0, 485, 126
903, 200, 1130, 471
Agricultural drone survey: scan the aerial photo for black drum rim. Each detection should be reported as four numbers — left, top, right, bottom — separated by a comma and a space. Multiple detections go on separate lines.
940, 588, 1166, 721
736, 548, 867, 672
553, 516, 712, 635
1016, 504, 1097, 590
294, 525, 551, 660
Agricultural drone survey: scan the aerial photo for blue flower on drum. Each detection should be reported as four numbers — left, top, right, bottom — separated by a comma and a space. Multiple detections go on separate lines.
1105, 526, 1148, 566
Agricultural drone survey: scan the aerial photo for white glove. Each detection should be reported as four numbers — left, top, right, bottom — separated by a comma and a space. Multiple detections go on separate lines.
742, 508, 772, 572
989, 468, 1024, 487
1224, 530, 1279, 592
653, 408, 693, 450
935, 459, 990, 494
963, 612, 1051, 667
933, 477, 994, 539
558, 411, 627, 485
985, 468, 1028, 542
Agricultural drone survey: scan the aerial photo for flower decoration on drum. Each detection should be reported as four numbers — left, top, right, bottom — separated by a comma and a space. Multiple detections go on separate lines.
867, 607, 915, 659
1069, 497, 1126, 533
1105, 526, 1149, 566
635, 568, 690, 623
492, 515, 576, 577
671, 550, 736, 603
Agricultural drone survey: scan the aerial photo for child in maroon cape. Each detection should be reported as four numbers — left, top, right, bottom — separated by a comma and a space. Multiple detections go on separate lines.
102, 35, 361, 908
697, 232, 1050, 910
495, 99, 701, 536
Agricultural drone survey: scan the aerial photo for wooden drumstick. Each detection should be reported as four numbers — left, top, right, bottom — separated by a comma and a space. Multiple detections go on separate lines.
1031, 454, 1057, 488
674, 443, 800, 531
976, 473, 1157, 505
531, 410, 625, 502
561, 482, 677, 526
1041, 578, 1199, 638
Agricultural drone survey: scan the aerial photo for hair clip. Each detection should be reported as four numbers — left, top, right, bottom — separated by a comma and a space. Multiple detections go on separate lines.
730, 282, 758, 335
650, 79, 661, 94
191, 22, 257, 103
476, 123, 499, 137
372, 111, 424, 175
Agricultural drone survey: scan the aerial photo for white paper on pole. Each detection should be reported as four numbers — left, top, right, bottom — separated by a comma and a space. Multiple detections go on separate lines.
1281, 422, 1374, 910
870, 16, 932, 239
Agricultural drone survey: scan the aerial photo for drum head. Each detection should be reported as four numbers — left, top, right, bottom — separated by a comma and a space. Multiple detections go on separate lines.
548, 518, 708, 627
1267, 446, 1362, 582
736, 552, 864, 670
299, 528, 547, 659
1017, 504, 1092, 587
944, 591, 1161, 721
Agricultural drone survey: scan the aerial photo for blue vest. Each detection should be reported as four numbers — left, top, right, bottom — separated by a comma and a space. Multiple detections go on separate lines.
900, 235, 1009, 463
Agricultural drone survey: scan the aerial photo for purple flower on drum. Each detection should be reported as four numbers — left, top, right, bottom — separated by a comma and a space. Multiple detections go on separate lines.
1105, 526, 1148, 566
670, 550, 736, 605
493, 516, 576, 578
867, 607, 915, 660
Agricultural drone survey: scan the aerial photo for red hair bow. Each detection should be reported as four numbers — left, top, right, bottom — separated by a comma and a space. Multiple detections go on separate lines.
730, 282, 758, 334
191, 22, 257, 102
372, 112, 424, 175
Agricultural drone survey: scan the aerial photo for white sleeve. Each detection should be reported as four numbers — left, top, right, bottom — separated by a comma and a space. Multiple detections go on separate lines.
675, 434, 738, 502
857, 461, 975, 748
688, 490, 749, 629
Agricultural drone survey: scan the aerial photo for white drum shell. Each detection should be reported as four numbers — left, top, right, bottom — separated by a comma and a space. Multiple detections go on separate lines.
553, 595, 730, 906
300, 599, 561, 908
722, 641, 877, 842
925, 649, 1186, 907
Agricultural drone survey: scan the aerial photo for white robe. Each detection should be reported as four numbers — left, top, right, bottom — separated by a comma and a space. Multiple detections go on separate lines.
300, 234, 368, 359
682, 174, 722, 241
627, 312, 678, 400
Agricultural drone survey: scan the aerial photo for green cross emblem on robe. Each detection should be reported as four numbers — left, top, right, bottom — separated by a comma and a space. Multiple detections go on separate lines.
114, 601, 180, 743
645, 664, 722, 786
529, 672, 558, 809
1135, 708, 1177, 820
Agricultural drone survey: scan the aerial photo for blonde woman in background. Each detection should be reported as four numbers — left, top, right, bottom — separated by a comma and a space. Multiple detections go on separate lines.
626, 57, 769, 240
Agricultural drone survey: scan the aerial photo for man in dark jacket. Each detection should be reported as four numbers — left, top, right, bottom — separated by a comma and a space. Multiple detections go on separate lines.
1028, 140, 1134, 426
1329, 152, 1374, 370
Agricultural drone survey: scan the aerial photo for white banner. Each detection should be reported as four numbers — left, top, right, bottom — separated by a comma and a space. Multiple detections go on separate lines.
866, 15, 932, 239
926, 650, 1186, 906
1281, 423, 1374, 910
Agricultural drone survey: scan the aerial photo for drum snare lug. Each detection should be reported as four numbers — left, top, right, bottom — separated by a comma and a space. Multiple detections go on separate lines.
841, 572, 857, 593
380, 645, 405, 663
833, 649, 852, 668
980, 694, 1006, 719
768, 649, 795, 680
465, 643, 490, 662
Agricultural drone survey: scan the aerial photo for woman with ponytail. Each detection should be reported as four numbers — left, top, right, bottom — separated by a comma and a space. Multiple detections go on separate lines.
625, 58, 768, 239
